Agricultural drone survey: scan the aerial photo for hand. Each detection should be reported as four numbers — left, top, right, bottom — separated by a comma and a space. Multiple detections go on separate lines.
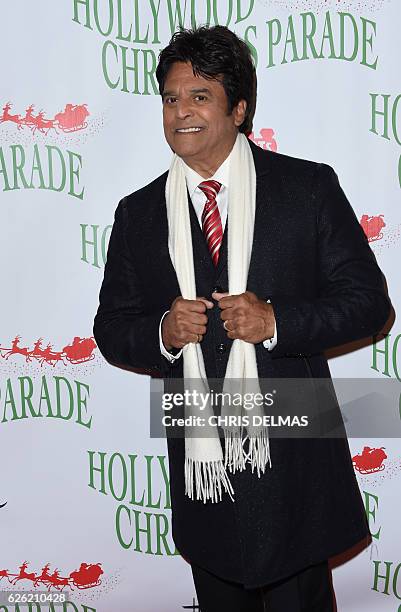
212, 290, 275, 344
162, 296, 213, 350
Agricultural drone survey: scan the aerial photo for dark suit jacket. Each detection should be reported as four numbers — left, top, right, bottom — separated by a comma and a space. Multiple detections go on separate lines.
94, 138, 391, 588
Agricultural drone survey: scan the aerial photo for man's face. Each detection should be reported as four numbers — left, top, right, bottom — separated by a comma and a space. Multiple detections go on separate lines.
162, 61, 247, 175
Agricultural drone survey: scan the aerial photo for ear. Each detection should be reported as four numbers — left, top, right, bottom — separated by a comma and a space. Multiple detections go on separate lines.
233, 99, 247, 127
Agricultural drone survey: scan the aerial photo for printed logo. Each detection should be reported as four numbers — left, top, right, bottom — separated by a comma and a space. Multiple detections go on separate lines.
72, 0, 258, 96
88, 451, 178, 556
353, 446, 387, 474
0, 102, 89, 135
0, 336, 97, 367
360, 214, 386, 242
0, 561, 103, 591
248, 129, 278, 152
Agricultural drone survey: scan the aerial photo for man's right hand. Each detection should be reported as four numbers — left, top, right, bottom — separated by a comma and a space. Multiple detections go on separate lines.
162, 296, 214, 350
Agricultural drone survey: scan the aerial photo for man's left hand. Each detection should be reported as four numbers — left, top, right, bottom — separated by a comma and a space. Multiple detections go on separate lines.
212, 291, 276, 344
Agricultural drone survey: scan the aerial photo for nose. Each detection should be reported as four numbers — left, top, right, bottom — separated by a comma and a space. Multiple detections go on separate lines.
175, 99, 194, 120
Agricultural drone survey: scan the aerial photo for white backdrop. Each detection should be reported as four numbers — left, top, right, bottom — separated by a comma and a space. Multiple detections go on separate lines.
1, 1, 400, 610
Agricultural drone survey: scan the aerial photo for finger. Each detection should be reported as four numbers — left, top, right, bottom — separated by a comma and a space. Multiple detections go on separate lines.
186, 322, 207, 334
220, 310, 235, 322
226, 324, 249, 341
176, 299, 210, 313
185, 324, 207, 335
212, 291, 229, 302
173, 330, 202, 346
196, 297, 214, 309
184, 313, 208, 326
227, 329, 242, 340
213, 293, 239, 309
223, 320, 231, 332
221, 315, 247, 330
169, 317, 207, 341
175, 317, 207, 333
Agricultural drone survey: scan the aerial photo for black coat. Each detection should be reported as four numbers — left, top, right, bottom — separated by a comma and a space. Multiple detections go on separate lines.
94, 138, 391, 588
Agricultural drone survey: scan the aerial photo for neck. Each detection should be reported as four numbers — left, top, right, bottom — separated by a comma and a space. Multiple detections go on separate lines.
188, 163, 219, 179
182, 134, 238, 178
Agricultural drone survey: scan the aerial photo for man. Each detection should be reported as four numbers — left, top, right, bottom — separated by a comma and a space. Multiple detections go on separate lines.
94, 26, 391, 612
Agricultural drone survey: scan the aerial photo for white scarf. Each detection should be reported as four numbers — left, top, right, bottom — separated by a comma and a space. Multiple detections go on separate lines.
165, 133, 271, 503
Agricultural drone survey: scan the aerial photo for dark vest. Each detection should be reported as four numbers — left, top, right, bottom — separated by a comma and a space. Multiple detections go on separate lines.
189, 191, 232, 379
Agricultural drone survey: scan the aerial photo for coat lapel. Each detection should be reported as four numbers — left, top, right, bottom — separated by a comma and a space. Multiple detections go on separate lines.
247, 142, 286, 294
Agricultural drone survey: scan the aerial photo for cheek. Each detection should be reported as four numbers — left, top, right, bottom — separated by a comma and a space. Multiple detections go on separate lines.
211, 120, 228, 138
162, 119, 173, 139
162, 108, 172, 126
162, 126, 173, 147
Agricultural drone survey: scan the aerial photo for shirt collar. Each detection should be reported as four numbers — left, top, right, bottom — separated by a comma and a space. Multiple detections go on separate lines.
181, 145, 232, 198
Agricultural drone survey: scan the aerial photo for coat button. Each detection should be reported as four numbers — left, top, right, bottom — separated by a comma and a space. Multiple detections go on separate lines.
216, 343, 226, 354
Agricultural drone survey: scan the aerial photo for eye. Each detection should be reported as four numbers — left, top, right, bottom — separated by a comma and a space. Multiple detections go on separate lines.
164, 97, 177, 104
195, 95, 207, 101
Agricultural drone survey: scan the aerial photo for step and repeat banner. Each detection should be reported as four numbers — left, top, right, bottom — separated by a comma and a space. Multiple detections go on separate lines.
1, 0, 400, 610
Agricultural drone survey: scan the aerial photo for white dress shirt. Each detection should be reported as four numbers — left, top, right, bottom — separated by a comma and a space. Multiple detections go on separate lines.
159, 151, 277, 362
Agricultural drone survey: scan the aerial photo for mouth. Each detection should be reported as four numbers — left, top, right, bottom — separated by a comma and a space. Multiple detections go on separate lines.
175, 127, 204, 133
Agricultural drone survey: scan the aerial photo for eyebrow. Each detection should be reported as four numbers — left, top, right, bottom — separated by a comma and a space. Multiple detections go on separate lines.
162, 88, 212, 99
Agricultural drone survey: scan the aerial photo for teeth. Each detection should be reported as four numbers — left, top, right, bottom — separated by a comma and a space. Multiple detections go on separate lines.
176, 127, 202, 133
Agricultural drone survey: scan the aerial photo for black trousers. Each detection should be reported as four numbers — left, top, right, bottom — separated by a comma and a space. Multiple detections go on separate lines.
191, 561, 336, 612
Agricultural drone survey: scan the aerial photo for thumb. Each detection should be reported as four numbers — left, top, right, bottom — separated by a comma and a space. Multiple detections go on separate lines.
212, 292, 229, 302
197, 296, 214, 309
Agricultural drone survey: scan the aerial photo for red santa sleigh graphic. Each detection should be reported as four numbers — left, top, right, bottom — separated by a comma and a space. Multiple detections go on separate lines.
62, 337, 97, 364
0, 335, 96, 366
352, 446, 387, 474
54, 104, 89, 133
1, 562, 103, 591
360, 214, 385, 242
69, 563, 103, 589
1, 102, 89, 134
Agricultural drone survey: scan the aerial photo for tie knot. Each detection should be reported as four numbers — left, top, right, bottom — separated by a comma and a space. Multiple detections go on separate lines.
198, 180, 222, 200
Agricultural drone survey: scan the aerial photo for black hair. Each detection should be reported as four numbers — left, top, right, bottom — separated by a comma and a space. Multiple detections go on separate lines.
156, 25, 256, 134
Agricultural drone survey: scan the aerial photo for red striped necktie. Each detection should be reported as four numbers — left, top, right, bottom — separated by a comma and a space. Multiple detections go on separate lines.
198, 180, 223, 267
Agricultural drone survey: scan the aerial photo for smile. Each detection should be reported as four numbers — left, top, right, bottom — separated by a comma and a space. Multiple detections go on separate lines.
175, 127, 204, 133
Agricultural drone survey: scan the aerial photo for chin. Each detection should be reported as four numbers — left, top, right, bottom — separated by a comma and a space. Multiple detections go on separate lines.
174, 145, 200, 158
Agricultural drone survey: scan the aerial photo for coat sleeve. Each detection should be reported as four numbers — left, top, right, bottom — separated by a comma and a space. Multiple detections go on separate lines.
269, 163, 391, 357
93, 197, 167, 375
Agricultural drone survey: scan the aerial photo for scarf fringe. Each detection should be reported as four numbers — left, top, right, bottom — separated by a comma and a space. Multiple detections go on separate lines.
224, 430, 247, 473
224, 429, 272, 477
246, 429, 272, 477
185, 456, 234, 503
